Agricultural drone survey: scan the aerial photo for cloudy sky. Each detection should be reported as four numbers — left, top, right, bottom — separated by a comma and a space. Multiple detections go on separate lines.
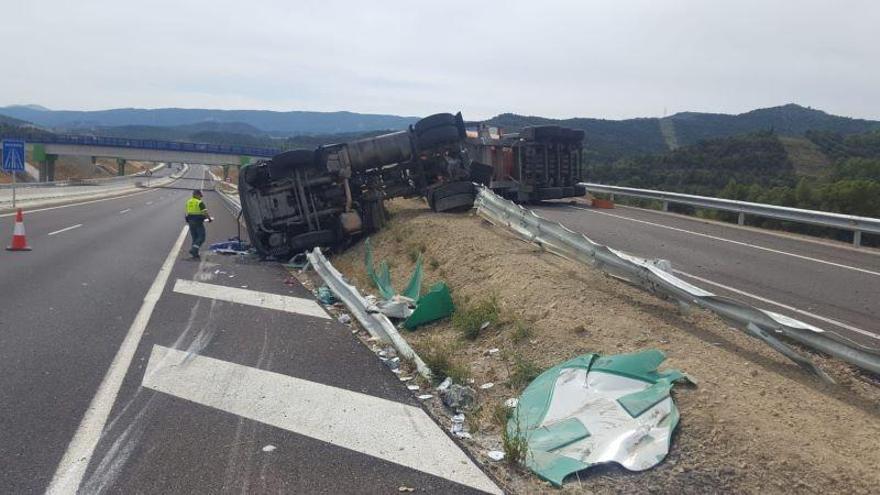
2, 1, 878, 120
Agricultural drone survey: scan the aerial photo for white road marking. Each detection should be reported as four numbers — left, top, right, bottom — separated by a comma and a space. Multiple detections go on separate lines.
0, 189, 155, 218
173, 279, 330, 319
145, 201, 154, 206
119, 209, 131, 214
142, 345, 502, 495
568, 206, 880, 277
46, 226, 189, 495
675, 269, 880, 341
47, 224, 83, 236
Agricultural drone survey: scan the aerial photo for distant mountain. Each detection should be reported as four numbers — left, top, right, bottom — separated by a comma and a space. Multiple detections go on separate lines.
0, 112, 30, 126
487, 104, 880, 163
0, 106, 420, 135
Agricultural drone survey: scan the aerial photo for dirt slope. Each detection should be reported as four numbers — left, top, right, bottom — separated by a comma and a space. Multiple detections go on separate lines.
330, 198, 880, 495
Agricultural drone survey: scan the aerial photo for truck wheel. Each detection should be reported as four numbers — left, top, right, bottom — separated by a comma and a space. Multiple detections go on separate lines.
429, 181, 475, 212
243, 164, 270, 187
268, 149, 314, 179
414, 113, 457, 135
417, 125, 461, 150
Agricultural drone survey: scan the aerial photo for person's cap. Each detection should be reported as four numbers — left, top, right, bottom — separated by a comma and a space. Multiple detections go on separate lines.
193, 189, 203, 196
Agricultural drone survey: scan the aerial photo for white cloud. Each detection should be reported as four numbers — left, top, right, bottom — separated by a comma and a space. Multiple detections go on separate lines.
2, 0, 878, 120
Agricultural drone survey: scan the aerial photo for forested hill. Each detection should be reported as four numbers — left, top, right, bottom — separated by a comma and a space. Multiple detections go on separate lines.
487, 104, 880, 163
587, 129, 880, 219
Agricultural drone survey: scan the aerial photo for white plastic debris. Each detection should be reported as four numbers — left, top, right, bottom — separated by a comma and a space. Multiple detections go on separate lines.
480, 321, 491, 331
488, 348, 500, 355
399, 376, 413, 382
261, 445, 276, 452
487, 450, 505, 461
504, 398, 519, 408
450, 413, 471, 438
417, 394, 433, 400
407, 385, 420, 391
479, 383, 495, 390
437, 377, 453, 391
338, 314, 352, 324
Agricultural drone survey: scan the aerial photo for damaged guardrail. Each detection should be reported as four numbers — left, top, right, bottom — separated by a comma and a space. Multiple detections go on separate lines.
580, 182, 880, 247
475, 186, 880, 382
306, 247, 432, 379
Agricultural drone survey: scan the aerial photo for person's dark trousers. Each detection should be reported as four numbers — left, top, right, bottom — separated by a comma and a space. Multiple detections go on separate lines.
187, 220, 206, 257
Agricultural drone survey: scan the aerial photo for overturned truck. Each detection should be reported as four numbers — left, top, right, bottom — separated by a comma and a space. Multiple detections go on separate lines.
238, 112, 585, 258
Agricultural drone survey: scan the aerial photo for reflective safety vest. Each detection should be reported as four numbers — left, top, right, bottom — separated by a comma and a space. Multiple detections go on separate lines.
186, 197, 205, 216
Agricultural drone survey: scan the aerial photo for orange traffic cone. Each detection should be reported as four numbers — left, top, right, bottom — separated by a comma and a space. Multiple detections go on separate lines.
6, 209, 32, 251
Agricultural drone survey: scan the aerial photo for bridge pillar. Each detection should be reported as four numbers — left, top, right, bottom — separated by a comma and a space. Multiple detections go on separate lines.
223, 164, 230, 181
41, 154, 58, 182
117, 158, 126, 176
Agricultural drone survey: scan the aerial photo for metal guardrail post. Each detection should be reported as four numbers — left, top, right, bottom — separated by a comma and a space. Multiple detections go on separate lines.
853, 230, 862, 248
738, 212, 745, 225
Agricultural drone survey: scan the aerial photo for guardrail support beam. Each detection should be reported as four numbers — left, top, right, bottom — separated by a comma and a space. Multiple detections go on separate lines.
738, 212, 745, 225
223, 164, 230, 181
853, 230, 862, 248
662, 201, 669, 212
117, 158, 126, 176
40, 154, 58, 182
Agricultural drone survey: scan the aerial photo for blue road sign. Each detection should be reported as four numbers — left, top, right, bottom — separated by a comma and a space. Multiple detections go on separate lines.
2, 139, 25, 172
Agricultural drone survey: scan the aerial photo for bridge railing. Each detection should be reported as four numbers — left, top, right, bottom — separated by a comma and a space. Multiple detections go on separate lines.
0, 133, 280, 158
580, 182, 880, 247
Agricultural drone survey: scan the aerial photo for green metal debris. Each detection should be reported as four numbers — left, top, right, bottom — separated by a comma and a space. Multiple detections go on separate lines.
403, 282, 455, 330
508, 349, 690, 487
365, 238, 423, 300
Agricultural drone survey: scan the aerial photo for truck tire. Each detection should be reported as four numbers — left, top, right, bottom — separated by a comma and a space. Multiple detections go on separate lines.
414, 113, 457, 135
268, 149, 314, 179
429, 181, 475, 212
417, 125, 461, 150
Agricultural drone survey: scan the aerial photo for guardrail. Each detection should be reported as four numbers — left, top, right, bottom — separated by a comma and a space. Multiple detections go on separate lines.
580, 183, 880, 247
475, 186, 880, 382
0, 133, 280, 158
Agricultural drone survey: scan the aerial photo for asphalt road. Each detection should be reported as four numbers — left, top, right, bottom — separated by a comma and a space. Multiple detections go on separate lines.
0, 166, 499, 494
533, 202, 880, 349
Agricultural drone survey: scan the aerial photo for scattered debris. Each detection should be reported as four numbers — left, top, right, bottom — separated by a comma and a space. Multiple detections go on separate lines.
486, 450, 505, 462
508, 349, 690, 486
407, 385, 420, 391
437, 377, 453, 392
504, 398, 518, 409
398, 486, 415, 493
450, 413, 472, 439
479, 383, 494, 390
488, 348, 500, 355
261, 445, 276, 453
441, 384, 476, 411
417, 394, 433, 400
479, 321, 491, 331
285, 252, 309, 270
209, 237, 251, 254
315, 285, 337, 305
337, 314, 352, 325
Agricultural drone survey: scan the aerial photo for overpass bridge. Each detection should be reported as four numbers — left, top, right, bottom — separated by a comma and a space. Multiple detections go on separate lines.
1, 133, 280, 181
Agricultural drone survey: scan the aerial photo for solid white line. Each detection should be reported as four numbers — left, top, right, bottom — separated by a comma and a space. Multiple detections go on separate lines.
47, 224, 83, 236
118, 209, 131, 214
142, 345, 502, 494
46, 226, 189, 495
674, 269, 880, 341
172, 279, 330, 319
568, 206, 880, 277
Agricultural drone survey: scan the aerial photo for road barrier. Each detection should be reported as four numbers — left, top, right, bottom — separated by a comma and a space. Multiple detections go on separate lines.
475, 186, 880, 382
580, 183, 880, 247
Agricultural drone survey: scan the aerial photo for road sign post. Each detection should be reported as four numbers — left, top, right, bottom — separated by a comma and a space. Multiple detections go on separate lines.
2, 139, 26, 208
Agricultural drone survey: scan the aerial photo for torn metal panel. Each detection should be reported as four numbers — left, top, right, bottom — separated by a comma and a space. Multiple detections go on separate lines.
510, 350, 688, 487
475, 187, 880, 379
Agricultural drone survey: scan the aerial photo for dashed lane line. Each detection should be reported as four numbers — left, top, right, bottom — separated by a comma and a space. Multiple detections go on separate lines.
47, 224, 83, 236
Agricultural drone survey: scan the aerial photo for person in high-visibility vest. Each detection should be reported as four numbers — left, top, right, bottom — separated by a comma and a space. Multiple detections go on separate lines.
185, 190, 213, 259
